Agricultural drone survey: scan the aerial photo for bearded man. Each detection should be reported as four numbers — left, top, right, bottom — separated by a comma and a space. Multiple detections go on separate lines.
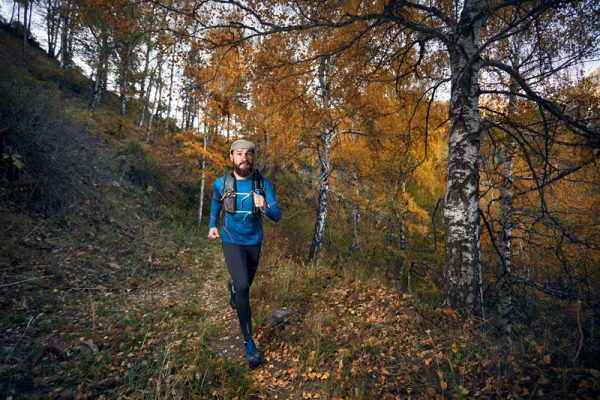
208, 139, 282, 366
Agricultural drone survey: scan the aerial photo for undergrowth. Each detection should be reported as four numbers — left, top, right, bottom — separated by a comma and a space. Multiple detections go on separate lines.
241, 231, 600, 399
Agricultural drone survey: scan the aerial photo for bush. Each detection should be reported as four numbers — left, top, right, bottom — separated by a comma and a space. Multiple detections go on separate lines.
0, 20, 43, 51
0, 59, 114, 214
116, 138, 164, 192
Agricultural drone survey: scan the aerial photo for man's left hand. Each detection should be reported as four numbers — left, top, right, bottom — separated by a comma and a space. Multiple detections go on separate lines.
253, 193, 266, 211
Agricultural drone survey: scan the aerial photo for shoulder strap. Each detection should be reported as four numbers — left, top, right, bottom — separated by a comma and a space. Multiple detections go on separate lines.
252, 169, 263, 215
222, 171, 237, 214
252, 169, 263, 193
224, 171, 236, 193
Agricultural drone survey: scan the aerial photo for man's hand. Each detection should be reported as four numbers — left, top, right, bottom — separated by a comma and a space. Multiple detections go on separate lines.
208, 227, 220, 240
253, 193, 266, 211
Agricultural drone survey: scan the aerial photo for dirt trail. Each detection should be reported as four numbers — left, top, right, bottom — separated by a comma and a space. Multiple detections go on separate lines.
197, 261, 293, 399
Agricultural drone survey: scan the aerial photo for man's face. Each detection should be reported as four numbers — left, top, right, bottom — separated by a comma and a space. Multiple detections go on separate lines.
230, 148, 253, 177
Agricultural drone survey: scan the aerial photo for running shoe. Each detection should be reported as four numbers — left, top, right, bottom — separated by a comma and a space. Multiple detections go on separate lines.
244, 338, 263, 367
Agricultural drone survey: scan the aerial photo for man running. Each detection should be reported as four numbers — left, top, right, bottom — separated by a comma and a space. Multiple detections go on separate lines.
207, 139, 282, 366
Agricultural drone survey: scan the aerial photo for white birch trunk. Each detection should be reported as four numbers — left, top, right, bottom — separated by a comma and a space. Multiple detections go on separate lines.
198, 119, 207, 224
119, 53, 130, 116
136, 44, 152, 126
152, 75, 164, 144
138, 63, 157, 129
166, 56, 175, 132
145, 65, 162, 144
442, 0, 486, 314
145, 87, 157, 143
309, 55, 334, 262
90, 34, 108, 109
497, 36, 522, 333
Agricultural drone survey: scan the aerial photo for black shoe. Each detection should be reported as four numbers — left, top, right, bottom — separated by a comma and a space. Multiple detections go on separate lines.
227, 280, 236, 310
244, 338, 263, 367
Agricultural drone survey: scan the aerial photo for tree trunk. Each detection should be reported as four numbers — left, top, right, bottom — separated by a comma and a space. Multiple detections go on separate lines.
152, 92, 163, 144
10, 0, 16, 25
21, 0, 28, 62
119, 50, 130, 115
166, 55, 175, 133
442, 2, 486, 315
145, 86, 158, 143
138, 62, 158, 128
27, 0, 33, 33
309, 55, 333, 262
497, 36, 522, 334
346, 170, 361, 256
198, 118, 208, 224
348, 206, 360, 254
59, 1, 72, 69
146, 63, 163, 144
90, 34, 109, 109
46, 0, 60, 58
136, 43, 152, 125
67, 18, 75, 59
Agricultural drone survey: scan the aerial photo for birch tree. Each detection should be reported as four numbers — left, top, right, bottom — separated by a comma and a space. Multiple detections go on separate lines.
308, 55, 334, 262
145, 57, 164, 144
495, 35, 523, 334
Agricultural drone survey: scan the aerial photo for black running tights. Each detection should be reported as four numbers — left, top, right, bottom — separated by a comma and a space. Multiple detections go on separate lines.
222, 242, 261, 341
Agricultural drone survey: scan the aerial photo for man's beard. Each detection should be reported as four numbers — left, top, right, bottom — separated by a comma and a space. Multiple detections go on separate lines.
233, 161, 253, 178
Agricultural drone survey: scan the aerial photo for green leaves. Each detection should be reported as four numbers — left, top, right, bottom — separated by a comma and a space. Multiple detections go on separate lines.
2, 152, 24, 169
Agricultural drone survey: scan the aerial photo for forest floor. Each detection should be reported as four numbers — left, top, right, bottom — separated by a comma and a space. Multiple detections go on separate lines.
4, 220, 600, 399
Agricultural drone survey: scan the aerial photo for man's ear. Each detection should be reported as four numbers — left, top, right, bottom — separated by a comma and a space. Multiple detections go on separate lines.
229, 152, 234, 162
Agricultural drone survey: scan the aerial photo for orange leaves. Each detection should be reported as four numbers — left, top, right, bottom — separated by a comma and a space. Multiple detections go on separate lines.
451, 342, 459, 353
301, 367, 330, 381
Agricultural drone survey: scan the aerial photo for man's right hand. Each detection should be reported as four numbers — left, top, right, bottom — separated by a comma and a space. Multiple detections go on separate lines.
208, 227, 220, 240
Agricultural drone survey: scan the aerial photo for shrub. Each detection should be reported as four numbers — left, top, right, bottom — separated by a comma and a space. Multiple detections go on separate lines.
0, 59, 114, 214
116, 138, 164, 192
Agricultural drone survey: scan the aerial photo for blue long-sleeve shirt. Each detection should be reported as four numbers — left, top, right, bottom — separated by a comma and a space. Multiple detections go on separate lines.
209, 173, 282, 245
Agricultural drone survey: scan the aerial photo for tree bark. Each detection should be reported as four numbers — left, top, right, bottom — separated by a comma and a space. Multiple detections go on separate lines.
136, 43, 152, 126
45, 0, 60, 58
166, 55, 175, 133
198, 117, 208, 224
90, 33, 109, 109
9, 0, 16, 25
27, 0, 33, 33
21, 0, 28, 62
497, 36, 522, 334
442, 1, 486, 315
146, 62, 163, 144
119, 49, 131, 116
59, 0, 73, 69
309, 55, 334, 262
138, 62, 157, 129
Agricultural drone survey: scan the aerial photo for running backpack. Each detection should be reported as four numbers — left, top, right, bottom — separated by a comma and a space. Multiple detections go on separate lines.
222, 169, 264, 215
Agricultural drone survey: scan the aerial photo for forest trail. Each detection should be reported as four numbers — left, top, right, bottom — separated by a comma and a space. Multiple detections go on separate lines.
196, 252, 297, 399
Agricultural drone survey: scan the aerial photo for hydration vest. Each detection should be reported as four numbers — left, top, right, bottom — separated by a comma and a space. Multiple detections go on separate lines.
222, 169, 264, 215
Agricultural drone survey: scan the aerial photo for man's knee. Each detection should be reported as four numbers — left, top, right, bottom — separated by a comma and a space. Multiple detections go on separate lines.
234, 281, 250, 297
